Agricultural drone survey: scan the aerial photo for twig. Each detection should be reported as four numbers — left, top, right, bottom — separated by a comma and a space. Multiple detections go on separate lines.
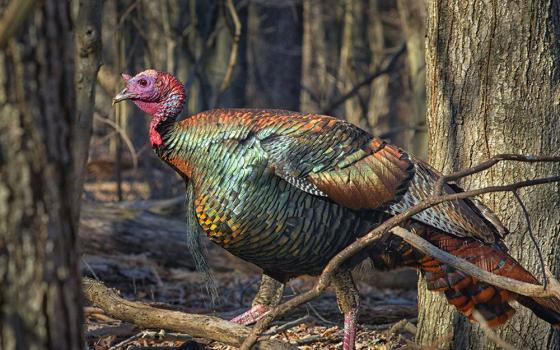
82, 257, 100, 281
289, 284, 335, 325
472, 310, 519, 350
240, 159, 560, 349
109, 331, 146, 350
513, 190, 547, 288
390, 226, 559, 298
362, 318, 418, 331
387, 318, 417, 336
263, 315, 311, 336
434, 154, 560, 195
0, 0, 38, 49
322, 44, 406, 114
94, 113, 139, 169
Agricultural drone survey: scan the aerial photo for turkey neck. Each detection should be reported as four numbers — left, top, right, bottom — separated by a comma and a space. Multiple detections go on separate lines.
148, 92, 195, 178
145, 87, 185, 148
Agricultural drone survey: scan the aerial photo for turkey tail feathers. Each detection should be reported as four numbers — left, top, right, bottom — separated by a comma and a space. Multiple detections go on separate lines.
517, 296, 560, 328
370, 226, 560, 328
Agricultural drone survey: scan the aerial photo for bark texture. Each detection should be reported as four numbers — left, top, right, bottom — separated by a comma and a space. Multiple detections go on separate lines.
417, 1, 560, 349
73, 0, 102, 225
0, 1, 83, 349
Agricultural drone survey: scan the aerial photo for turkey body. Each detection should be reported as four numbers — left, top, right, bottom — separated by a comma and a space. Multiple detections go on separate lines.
152, 107, 560, 329
116, 70, 560, 350
158, 109, 386, 280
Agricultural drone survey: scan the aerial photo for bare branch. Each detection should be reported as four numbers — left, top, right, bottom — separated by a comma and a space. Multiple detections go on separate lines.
513, 190, 547, 287
434, 154, 560, 195
0, 0, 39, 49
390, 227, 560, 299
93, 113, 138, 169
83, 277, 296, 349
322, 44, 406, 115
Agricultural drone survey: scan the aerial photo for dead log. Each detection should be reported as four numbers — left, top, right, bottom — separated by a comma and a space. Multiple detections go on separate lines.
80, 200, 195, 269
79, 199, 263, 274
83, 277, 296, 349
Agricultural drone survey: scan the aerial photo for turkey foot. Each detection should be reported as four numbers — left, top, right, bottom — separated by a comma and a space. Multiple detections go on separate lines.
230, 304, 270, 325
343, 308, 358, 350
231, 274, 285, 325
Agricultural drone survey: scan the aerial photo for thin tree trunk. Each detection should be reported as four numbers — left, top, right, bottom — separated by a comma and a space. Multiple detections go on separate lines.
246, 0, 303, 110
339, 0, 370, 129
396, 0, 427, 159
0, 0, 83, 349
417, 1, 560, 349
300, 0, 333, 113
73, 0, 103, 224
367, 0, 391, 132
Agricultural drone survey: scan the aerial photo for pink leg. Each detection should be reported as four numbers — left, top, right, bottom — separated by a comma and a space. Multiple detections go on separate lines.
230, 304, 270, 325
343, 308, 358, 350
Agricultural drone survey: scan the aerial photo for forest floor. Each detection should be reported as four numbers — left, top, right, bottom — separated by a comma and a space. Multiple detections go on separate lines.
84, 268, 418, 350
83, 177, 419, 350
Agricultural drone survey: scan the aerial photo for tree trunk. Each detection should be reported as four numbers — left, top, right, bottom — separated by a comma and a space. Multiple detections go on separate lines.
0, 1, 83, 349
246, 0, 303, 110
300, 0, 340, 113
396, 0, 427, 159
366, 0, 391, 133
417, 1, 560, 349
73, 0, 103, 225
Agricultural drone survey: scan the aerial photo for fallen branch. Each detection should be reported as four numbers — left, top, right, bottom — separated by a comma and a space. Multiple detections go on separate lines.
240, 156, 560, 349
83, 277, 296, 349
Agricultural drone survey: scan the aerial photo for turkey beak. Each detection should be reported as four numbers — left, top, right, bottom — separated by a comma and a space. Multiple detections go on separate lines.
112, 88, 133, 106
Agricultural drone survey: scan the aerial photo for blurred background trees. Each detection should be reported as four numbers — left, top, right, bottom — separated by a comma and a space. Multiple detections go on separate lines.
88, 0, 427, 202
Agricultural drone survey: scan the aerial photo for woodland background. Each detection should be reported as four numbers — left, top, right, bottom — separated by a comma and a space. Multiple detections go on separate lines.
91, 0, 426, 202
87, 1, 425, 347
1, 0, 559, 349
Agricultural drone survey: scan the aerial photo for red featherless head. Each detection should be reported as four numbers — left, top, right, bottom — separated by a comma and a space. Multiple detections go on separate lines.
113, 69, 185, 119
113, 70, 186, 146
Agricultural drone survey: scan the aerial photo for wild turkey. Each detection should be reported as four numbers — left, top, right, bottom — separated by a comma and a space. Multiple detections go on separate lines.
113, 69, 560, 350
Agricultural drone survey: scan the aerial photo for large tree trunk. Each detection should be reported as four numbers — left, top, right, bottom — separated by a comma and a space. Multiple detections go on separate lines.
417, 1, 560, 349
0, 1, 83, 349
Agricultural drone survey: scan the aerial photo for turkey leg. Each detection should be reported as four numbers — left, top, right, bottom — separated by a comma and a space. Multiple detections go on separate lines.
231, 274, 284, 325
332, 269, 360, 350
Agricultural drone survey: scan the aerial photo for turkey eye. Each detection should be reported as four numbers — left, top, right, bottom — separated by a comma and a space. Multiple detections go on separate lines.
138, 79, 147, 87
